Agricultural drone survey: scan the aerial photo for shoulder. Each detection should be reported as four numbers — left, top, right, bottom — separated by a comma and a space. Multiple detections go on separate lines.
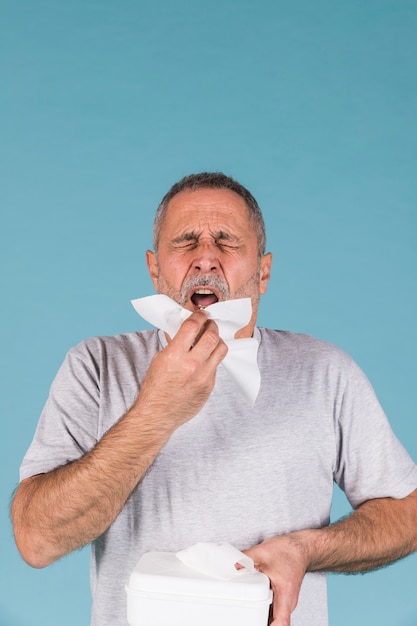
257, 327, 357, 375
258, 327, 352, 359
65, 329, 161, 370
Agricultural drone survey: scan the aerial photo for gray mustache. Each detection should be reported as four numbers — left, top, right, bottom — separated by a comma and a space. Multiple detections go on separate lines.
179, 275, 230, 304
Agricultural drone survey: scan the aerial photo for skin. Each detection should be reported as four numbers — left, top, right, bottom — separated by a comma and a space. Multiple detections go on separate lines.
12, 309, 227, 566
146, 188, 272, 338
243, 490, 417, 626
11, 188, 417, 626
11, 188, 271, 567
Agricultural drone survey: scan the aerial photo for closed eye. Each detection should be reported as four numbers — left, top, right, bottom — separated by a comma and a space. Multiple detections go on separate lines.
174, 240, 198, 249
216, 241, 239, 250
213, 230, 241, 249
171, 231, 241, 250
172, 232, 200, 249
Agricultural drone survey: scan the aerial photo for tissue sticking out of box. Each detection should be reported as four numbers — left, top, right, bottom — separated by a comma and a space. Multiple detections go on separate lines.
176, 542, 256, 581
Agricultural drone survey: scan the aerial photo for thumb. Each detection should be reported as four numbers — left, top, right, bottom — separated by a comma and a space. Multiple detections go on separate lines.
269, 591, 292, 626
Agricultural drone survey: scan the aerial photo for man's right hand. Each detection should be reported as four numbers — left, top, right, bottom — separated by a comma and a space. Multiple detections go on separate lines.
11, 310, 227, 568
133, 309, 228, 430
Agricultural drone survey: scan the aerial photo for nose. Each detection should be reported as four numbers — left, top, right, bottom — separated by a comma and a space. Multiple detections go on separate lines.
192, 241, 220, 273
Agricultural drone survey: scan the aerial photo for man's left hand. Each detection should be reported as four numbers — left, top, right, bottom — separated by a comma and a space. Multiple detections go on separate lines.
242, 489, 417, 625
242, 535, 309, 626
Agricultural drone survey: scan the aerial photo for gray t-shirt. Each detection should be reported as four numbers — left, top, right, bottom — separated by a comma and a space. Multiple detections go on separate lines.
20, 328, 417, 626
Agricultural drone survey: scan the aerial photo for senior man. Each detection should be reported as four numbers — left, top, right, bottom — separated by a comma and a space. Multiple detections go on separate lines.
12, 172, 417, 626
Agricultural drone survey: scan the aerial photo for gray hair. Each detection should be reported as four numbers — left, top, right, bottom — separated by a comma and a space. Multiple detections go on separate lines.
153, 172, 266, 256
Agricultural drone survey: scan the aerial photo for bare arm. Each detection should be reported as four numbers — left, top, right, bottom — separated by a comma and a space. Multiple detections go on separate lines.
11, 310, 227, 568
243, 488, 417, 626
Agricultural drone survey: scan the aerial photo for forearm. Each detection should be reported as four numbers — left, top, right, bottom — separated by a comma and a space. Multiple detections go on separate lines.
12, 312, 227, 569
11, 402, 173, 568
300, 488, 417, 573
244, 489, 417, 626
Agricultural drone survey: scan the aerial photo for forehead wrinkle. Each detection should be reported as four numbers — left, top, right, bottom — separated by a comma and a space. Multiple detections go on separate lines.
162, 197, 253, 247
174, 202, 238, 224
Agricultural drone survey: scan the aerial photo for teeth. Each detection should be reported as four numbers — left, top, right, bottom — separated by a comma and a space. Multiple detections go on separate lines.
194, 289, 214, 294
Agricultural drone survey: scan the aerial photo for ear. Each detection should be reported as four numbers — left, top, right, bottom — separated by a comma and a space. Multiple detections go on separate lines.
146, 250, 159, 291
259, 252, 272, 295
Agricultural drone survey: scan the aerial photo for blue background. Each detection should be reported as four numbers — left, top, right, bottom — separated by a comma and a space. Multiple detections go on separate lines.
1, 1, 416, 624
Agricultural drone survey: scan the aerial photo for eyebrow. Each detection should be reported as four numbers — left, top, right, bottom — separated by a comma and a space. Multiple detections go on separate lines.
172, 229, 239, 243
172, 230, 201, 244
211, 230, 236, 241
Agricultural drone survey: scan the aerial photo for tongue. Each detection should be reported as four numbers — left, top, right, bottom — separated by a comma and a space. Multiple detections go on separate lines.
192, 293, 218, 307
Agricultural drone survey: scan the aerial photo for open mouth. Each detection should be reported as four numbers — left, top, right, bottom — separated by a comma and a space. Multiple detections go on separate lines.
190, 288, 219, 309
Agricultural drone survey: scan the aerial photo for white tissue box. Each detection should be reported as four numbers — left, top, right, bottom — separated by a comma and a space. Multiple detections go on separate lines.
126, 551, 272, 626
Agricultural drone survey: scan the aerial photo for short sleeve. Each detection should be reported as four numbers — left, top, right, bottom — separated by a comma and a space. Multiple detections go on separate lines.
334, 358, 417, 508
20, 342, 101, 481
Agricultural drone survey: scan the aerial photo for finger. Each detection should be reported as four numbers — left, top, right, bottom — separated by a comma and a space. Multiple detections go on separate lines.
190, 318, 218, 350
171, 315, 225, 369
270, 594, 292, 626
171, 310, 211, 351
186, 319, 223, 360
205, 336, 228, 368
240, 544, 268, 569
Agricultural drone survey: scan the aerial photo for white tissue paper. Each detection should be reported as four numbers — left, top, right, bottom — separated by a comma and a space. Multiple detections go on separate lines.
176, 542, 256, 581
131, 294, 261, 404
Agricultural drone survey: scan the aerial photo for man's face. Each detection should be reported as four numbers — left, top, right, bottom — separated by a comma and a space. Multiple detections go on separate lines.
146, 188, 272, 337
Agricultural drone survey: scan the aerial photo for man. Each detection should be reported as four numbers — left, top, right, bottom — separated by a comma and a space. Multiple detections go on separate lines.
12, 172, 417, 626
